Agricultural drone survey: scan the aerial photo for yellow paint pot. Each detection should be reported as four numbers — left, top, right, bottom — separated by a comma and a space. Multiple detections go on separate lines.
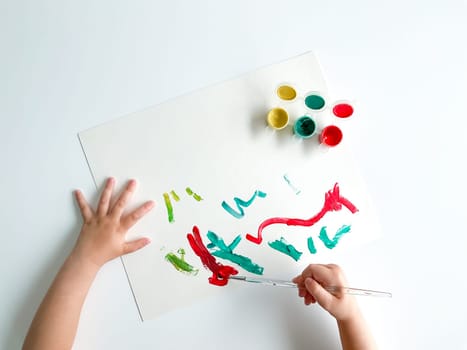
267, 107, 289, 130
276, 84, 297, 101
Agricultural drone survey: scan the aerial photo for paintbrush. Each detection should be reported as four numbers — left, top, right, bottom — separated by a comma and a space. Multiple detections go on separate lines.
229, 275, 392, 298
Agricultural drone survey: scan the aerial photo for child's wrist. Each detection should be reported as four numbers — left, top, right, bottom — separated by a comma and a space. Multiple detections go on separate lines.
68, 248, 103, 273
336, 306, 363, 324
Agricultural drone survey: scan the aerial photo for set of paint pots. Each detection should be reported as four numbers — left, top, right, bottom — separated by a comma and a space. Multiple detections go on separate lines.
267, 84, 354, 147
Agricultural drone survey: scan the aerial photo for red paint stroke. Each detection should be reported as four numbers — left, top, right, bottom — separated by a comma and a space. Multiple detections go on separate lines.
187, 226, 238, 286
246, 183, 358, 244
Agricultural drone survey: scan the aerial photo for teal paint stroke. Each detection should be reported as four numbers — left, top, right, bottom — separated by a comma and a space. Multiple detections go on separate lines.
222, 190, 267, 219
319, 225, 352, 249
307, 236, 317, 254
207, 231, 264, 275
268, 237, 302, 261
283, 174, 301, 195
207, 233, 241, 252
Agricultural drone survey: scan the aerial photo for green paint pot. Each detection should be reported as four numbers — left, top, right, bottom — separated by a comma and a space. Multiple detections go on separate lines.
304, 92, 326, 111
294, 116, 317, 139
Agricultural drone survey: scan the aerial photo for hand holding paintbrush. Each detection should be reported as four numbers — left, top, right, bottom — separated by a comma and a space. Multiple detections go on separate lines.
295, 264, 380, 350
230, 264, 383, 350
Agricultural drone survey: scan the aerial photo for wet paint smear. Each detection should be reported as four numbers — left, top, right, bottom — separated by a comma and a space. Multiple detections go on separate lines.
283, 174, 301, 195
319, 225, 352, 249
246, 183, 358, 244
206, 232, 241, 251
186, 187, 203, 201
165, 248, 199, 275
163, 193, 174, 223
187, 226, 238, 286
222, 190, 267, 219
207, 231, 264, 275
170, 190, 180, 202
268, 237, 302, 261
307, 237, 317, 254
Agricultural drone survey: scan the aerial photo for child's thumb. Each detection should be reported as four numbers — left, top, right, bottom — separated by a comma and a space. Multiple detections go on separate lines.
123, 237, 152, 255
305, 277, 333, 311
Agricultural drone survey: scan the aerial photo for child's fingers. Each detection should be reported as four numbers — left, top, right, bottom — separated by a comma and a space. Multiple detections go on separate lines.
292, 275, 303, 284
305, 277, 333, 311
306, 264, 337, 286
74, 190, 94, 222
123, 237, 151, 255
304, 293, 316, 305
298, 287, 307, 297
121, 200, 155, 230
111, 179, 137, 217
97, 177, 115, 217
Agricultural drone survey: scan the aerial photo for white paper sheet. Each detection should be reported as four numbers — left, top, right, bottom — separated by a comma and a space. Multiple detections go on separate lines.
79, 52, 381, 320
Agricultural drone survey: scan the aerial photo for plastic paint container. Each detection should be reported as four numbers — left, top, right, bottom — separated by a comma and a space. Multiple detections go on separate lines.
267, 107, 289, 130
294, 116, 317, 139
332, 101, 354, 118
276, 84, 297, 101
320, 125, 343, 147
304, 92, 326, 111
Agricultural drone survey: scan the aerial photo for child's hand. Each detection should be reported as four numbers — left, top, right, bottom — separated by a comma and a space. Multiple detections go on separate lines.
293, 264, 359, 321
72, 178, 155, 269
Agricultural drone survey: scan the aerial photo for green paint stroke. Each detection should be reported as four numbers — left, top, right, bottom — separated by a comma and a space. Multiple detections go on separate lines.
319, 225, 352, 249
268, 237, 302, 261
186, 187, 203, 201
165, 248, 199, 275
307, 236, 317, 254
163, 193, 174, 223
207, 231, 264, 275
170, 190, 180, 202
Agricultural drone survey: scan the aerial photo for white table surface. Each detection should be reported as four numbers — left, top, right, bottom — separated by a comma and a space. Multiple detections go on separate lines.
1, 1, 466, 349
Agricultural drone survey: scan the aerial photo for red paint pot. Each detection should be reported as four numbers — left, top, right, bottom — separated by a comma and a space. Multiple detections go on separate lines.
332, 101, 354, 118
320, 125, 343, 147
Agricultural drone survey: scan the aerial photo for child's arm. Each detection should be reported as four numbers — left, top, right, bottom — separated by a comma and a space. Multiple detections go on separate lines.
22, 178, 155, 350
293, 264, 377, 350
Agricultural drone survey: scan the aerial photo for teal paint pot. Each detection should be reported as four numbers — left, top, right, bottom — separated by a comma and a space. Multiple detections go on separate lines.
304, 92, 326, 111
293, 116, 317, 139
